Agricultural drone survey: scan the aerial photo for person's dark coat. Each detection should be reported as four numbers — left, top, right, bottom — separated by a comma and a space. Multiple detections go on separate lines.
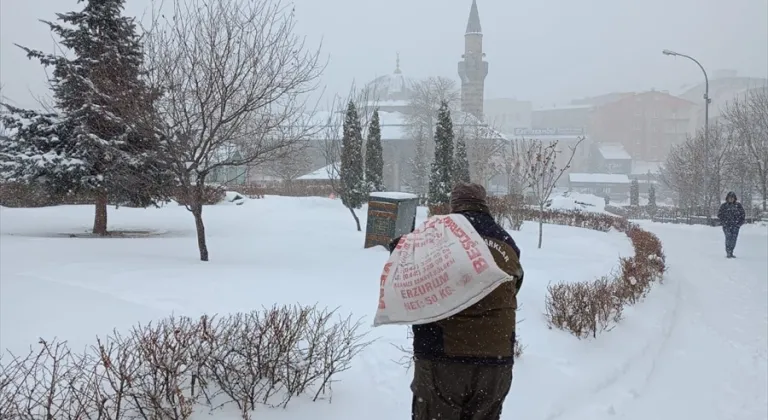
718, 191, 746, 228
388, 183, 523, 365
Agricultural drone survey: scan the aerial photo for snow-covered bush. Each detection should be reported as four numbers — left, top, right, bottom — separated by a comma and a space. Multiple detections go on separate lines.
0, 305, 371, 419
545, 275, 625, 339
541, 211, 665, 339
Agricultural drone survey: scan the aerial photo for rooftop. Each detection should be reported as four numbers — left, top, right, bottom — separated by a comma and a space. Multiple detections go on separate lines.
597, 143, 631, 160
465, 0, 482, 34
304, 109, 506, 141
364, 54, 415, 103
569, 173, 631, 184
297, 163, 338, 180
631, 160, 662, 175
534, 104, 594, 112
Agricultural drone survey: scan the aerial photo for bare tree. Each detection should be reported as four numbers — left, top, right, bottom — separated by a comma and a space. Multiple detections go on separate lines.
660, 124, 734, 215
724, 140, 757, 217
498, 141, 524, 197
400, 77, 459, 197
722, 87, 768, 211
458, 121, 505, 188
405, 76, 460, 137
660, 138, 700, 211
143, 0, 324, 261
520, 137, 584, 249
318, 86, 378, 195
704, 124, 736, 213
264, 141, 313, 193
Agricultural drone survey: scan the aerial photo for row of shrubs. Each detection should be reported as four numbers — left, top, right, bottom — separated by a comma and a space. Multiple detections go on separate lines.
0, 182, 232, 208
606, 203, 765, 225
0, 305, 371, 420
485, 199, 666, 339
0, 182, 339, 208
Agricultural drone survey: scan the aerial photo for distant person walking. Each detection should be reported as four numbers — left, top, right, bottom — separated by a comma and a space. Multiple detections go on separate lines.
717, 191, 746, 258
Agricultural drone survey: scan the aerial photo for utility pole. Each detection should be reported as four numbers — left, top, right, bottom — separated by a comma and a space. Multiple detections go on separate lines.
662, 49, 712, 216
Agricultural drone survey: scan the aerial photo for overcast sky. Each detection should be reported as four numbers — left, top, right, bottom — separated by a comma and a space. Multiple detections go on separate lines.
1, 0, 766, 109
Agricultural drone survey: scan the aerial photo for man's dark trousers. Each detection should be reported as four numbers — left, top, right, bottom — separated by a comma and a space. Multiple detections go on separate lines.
723, 225, 740, 256
411, 359, 512, 420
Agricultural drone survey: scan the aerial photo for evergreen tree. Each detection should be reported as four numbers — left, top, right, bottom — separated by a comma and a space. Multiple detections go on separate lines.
0, 105, 76, 184
9, 0, 166, 235
339, 101, 366, 230
409, 127, 429, 198
428, 101, 454, 206
453, 132, 471, 184
630, 178, 640, 206
647, 183, 657, 218
365, 108, 384, 192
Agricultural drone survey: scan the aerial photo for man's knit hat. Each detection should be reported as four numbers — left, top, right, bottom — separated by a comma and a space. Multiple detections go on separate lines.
450, 182, 490, 213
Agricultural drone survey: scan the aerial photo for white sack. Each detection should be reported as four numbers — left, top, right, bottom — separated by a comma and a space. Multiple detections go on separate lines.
373, 214, 514, 326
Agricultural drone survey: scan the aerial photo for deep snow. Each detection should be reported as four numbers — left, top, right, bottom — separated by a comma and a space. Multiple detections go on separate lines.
0, 196, 766, 420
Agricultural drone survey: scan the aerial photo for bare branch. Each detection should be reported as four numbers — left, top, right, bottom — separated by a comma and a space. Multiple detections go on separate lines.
140, 0, 325, 260
518, 136, 585, 248
721, 87, 768, 211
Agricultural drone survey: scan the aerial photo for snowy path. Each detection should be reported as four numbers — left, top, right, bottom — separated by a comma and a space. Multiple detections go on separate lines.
559, 223, 768, 420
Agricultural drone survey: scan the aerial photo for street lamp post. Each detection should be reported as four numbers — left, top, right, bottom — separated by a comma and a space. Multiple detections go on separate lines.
662, 49, 712, 216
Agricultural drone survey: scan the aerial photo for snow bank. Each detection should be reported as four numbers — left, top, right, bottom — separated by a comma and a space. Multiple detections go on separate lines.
1, 197, 765, 420
370, 191, 418, 200
548, 191, 608, 213
219, 190, 249, 205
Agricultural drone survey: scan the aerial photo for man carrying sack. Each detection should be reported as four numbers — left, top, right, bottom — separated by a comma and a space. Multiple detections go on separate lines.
386, 182, 523, 420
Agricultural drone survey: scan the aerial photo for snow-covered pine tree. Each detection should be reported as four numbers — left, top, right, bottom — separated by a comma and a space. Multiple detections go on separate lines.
647, 183, 657, 218
454, 132, 471, 184
340, 100, 366, 231
0, 105, 76, 185
11, 0, 167, 235
428, 101, 454, 209
365, 108, 384, 192
409, 126, 429, 199
630, 178, 640, 206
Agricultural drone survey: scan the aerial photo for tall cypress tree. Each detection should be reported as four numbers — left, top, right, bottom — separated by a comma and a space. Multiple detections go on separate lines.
365, 108, 384, 192
630, 178, 640, 206
454, 133, 471, 184
647, 183, 657, 217
339, 101, 366, 231
11, 0, 165, 235
409, 126, 429, 198
428, 101, 454, 206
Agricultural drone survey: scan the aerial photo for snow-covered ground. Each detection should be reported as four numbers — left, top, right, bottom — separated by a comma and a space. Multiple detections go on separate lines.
1, 197, 766, 420
548, 191, 609, 213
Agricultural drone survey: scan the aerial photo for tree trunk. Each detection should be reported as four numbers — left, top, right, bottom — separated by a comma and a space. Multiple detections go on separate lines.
348, 206, 361, 231
191, 201, 209, 261
761, 177, 767, 212
537, 203, 544, 249
93, 191, 108, 236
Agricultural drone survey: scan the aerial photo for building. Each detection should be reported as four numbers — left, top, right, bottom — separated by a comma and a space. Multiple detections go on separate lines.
589, 142, 632, 174
245, 1, 505, 192
568, 173, 631, 199
589, 90, 695, 162
584, 142, 661, 196
458, 0, 487, 119
483, 98, 532, 135
531, 104, 593, 131
678, 71, 767, 127
571, 92, 634, 108
364, 54, 415, 114
294, 1, 501, 192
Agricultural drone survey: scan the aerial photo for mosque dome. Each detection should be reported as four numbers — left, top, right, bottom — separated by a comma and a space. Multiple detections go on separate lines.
364, 53, 415, 103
